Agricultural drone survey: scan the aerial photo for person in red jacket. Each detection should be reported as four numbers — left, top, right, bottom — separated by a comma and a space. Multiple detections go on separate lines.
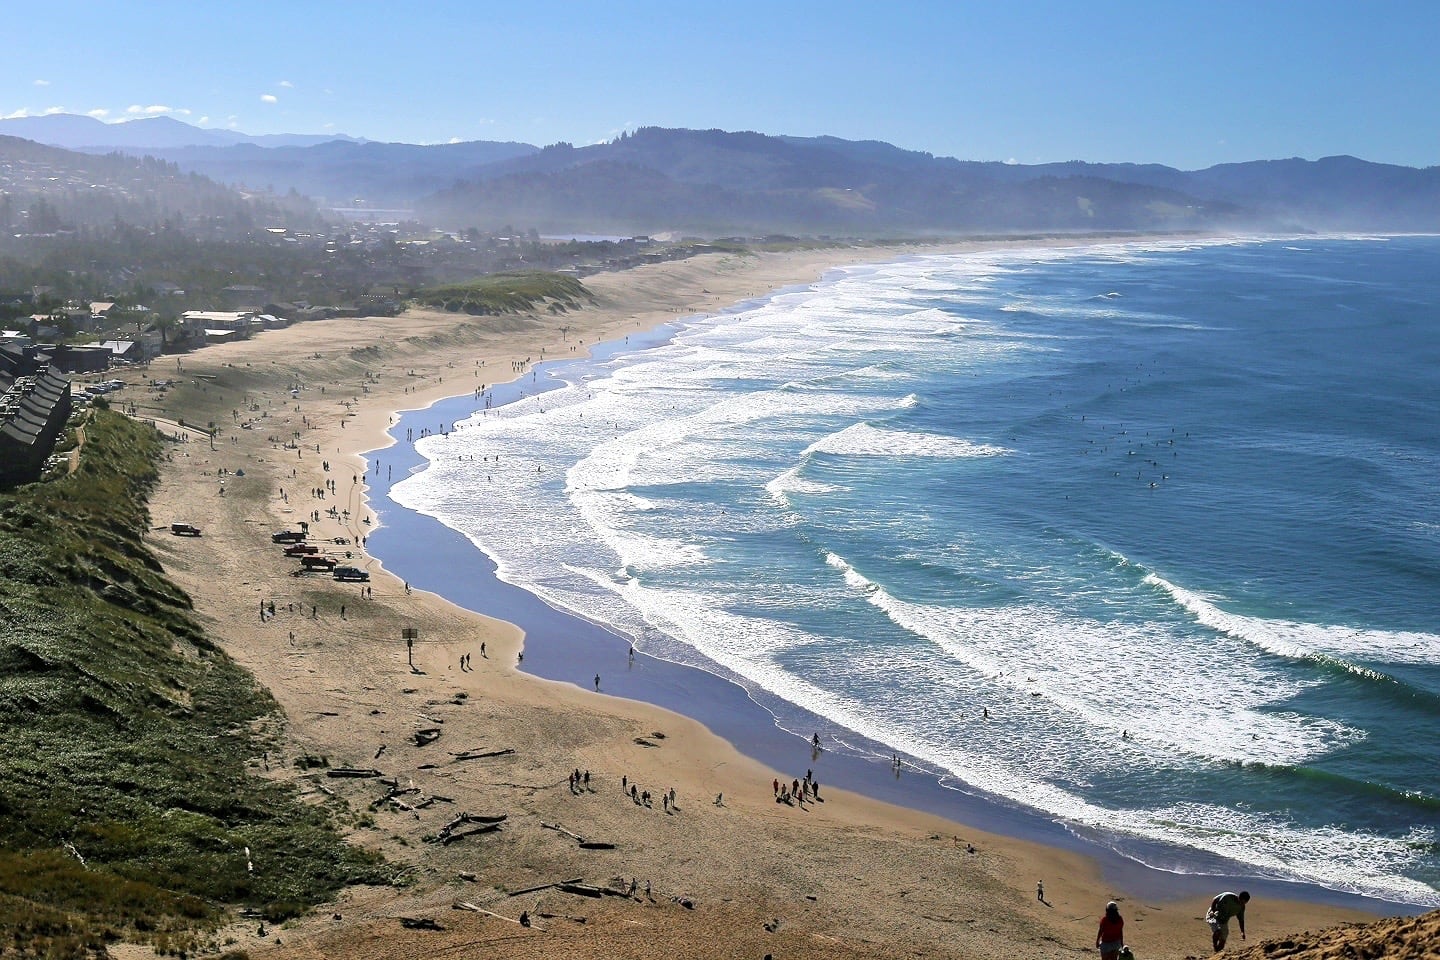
1096, 901, 1124, 960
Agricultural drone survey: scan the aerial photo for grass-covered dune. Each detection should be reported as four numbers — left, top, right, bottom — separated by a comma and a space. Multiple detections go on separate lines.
414, 270, 594, 315
0, 410, 388, 957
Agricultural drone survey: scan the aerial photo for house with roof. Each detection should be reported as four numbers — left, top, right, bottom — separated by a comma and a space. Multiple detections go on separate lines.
0, 355, 72, 487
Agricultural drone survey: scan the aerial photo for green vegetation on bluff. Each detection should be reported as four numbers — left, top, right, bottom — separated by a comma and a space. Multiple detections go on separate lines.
415, 270, 594, 314
0, 411, 388, 957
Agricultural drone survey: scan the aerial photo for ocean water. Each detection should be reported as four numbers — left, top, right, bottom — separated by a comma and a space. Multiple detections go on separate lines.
387, 235, 1440, 907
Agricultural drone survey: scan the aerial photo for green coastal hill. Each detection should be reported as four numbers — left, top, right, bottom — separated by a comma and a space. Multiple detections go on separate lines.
0, 410, 388, 957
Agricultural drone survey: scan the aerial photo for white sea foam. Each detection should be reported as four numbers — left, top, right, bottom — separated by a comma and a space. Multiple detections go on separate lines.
823, 552, 1361, 766
1148, 574, 1440, 669
805, 423, 1012, 459
765, 465, 842, 501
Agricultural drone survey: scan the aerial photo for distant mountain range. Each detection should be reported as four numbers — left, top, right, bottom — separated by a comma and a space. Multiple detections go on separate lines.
4, 114, 1438, 236
0, 113, 364, 150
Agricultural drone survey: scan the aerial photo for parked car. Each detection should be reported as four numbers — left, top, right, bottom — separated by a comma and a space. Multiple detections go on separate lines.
170, 522, 202, 537
301, 555, 338, 570
271, 530, 307, 544
332, 566, 370, 582
283, 542, 320, 556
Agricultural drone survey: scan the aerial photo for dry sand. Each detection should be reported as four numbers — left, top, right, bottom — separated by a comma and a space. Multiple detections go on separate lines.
123, 242, 1388, 959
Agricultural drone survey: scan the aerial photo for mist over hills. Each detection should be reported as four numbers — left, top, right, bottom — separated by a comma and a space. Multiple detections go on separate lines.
3, 115, 1438, 236
0, 133, 323, 234
0, 113, 363, 150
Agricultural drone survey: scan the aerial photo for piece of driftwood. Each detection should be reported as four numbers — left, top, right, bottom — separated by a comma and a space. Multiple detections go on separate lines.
538, 911, 587, 924
432, 812, 508, 844
453, 903, 540, 928
540, 821, 584, 843
557, 882, 605, 898
450, 747, 516, 762
540, 821, 614, 849
399, 917, 444, 931
371, 784, 420, 810
326, 767, 383, 778
414, 727, 442, 746
507, 877, 584, 897
441, 823, 501, 844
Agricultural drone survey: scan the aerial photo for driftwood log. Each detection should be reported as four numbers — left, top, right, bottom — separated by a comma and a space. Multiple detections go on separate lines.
453, 903, 542, 929
440, 824, 501, 845
507, 877, 585, 897
430, 812, 508, 844
450, 747, 516, 762
398, 917, 444, 931
326, 767, 384, 778
540, 821, 584, 842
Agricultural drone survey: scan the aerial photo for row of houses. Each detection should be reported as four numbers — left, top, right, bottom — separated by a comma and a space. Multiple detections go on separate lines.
0, 345, 72, 487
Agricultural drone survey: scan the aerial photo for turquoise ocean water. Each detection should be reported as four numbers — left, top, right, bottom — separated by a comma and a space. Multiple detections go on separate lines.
389, 236, 1440, 907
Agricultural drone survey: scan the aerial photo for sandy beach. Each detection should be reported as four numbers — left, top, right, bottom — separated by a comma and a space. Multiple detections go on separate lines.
124, 241, 1386, 959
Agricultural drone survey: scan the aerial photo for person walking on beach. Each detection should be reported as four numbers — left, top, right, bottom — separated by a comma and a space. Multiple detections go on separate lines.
1096, 901, 1124, 960
1205, 890, 1249, 951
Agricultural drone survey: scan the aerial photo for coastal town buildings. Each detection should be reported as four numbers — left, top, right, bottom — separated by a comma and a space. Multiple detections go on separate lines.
0, 347, 72, 487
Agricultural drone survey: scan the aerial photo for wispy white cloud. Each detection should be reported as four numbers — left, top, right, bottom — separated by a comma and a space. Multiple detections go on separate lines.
198, 115, 210, 125
260, 94, 278, 104
3, 108, 30, 120
42, 106, 66, 116
226, 115, 240, 129
87, 108, 110, 118
33, 79, 50, 87
278, 80, 294, 88
127, 104, 177, 116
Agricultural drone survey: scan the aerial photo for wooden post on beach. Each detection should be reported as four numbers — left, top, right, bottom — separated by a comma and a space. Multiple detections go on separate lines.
402, 627, 418, 669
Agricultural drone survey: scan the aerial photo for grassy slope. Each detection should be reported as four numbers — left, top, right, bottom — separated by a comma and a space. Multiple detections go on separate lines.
414, 270, 594, 314
0, 411, 388, 957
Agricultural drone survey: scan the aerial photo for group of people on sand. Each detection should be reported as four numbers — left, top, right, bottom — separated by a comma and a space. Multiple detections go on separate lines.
620, 775, 677, 812
1093, 890, 1249, 958
771, 771, 821, 806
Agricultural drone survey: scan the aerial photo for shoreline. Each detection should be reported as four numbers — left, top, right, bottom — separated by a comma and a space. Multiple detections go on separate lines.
130, 238, 1406, 958
364, 284, 1415, 918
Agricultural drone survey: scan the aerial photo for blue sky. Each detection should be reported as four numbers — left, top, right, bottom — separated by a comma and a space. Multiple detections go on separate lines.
5, 1, 1437, 169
